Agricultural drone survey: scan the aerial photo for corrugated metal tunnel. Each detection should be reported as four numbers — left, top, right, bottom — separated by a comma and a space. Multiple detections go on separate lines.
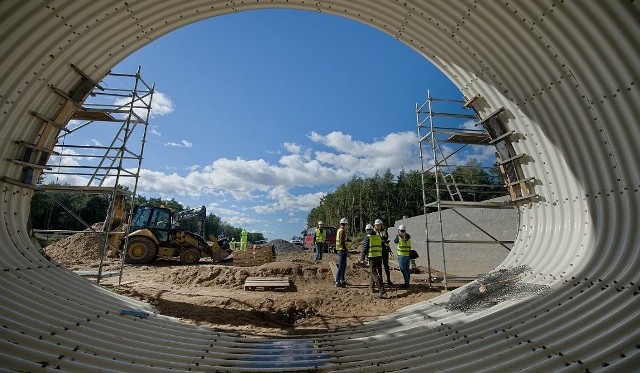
1, 1, 639, 371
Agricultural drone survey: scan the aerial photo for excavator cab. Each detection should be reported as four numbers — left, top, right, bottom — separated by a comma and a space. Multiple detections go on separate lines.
129, 206, 172, 244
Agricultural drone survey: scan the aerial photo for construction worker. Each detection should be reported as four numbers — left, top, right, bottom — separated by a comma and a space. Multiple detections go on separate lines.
314, 221, 327, 261
240, 228, 248, 250
393, 225, 412, 288
362, 224, 385, 298
230, 238, 236, 251
335, 218, 349, 287
374, 219, 393, 286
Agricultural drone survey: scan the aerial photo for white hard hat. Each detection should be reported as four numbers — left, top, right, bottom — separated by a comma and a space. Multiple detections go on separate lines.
365, 224, 374, 230
318, 221, 324, 225
398, 225, 407, 231
374, 219, 383, 225
340, 218, 348, 224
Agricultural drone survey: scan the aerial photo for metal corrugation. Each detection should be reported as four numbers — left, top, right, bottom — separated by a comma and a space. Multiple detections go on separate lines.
1, 0, 639, 371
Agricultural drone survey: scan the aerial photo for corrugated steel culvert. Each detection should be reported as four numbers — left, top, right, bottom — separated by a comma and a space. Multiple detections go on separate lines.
0, 1, 639, 371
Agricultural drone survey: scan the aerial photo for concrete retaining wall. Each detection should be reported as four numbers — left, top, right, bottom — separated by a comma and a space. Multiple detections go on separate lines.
390, 200, 518, 277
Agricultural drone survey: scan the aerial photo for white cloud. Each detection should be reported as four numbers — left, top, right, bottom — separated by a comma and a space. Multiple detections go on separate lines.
253, 186, 325, 214
149, 92, 175, 117
66, 120, 85, 131
283, 142, 301, 154
42, 148, 91, 185
460, 119, 481, 130
165, 140, 193, 148
150, 126, 162, 136
122, 131, 421, 211
114, 90, 175, 119
209, 205, 261, 227
309, 130, 419, 174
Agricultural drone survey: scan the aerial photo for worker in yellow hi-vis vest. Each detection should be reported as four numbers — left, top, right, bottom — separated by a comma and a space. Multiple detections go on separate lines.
393, 225, 412, 288
240, 228, 248, 250
362, 224, 385, 298
314, 221, 327, 261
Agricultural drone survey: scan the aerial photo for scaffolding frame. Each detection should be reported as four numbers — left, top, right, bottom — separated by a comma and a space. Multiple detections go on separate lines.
34, 66, 154, 284
416, 91, 515, 290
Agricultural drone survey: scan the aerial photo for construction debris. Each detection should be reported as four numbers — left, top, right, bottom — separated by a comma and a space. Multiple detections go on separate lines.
445, 265, 551, 314
233, 245, 275, 267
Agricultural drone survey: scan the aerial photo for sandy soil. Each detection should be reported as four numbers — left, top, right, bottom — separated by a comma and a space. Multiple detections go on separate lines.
45, 234, 442, 337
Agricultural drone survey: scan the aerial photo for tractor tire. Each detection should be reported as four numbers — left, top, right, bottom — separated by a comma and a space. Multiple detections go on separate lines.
124, 236, 157, 264
180, 247, 201, 265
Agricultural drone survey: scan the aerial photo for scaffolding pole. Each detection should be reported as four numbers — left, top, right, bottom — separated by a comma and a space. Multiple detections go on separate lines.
37, 66, 154, 285
416, 90, 513, 291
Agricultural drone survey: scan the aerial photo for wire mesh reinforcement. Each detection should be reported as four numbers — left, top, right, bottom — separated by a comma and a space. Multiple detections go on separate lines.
446, 265, 551, 314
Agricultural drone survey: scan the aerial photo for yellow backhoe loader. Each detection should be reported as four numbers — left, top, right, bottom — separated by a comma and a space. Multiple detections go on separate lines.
107, 204, 231, 265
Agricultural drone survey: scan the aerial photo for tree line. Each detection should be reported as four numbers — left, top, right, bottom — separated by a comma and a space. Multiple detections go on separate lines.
29, 187, 265, 242
305, 159, 505, 234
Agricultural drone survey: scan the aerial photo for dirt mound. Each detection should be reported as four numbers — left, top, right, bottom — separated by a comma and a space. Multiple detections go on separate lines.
269, 239, 300, 253
159, 252, 331, 288
43, 223, 107, 265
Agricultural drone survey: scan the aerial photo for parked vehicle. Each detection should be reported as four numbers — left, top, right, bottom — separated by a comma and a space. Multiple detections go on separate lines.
289, 236, 303, 246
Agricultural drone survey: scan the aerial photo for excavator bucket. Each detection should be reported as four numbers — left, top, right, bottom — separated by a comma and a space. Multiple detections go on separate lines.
206, 236, 232, 262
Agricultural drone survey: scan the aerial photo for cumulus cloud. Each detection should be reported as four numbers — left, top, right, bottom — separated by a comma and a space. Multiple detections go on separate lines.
43, 148, 90, 185
283, 142, 301, 154
253, 186, 326, 214
149, 92, 175, 117
114, 91, 175, 119
309, 130, 419, 175
125, 131, 421, 210
209, 205, 261, 227
165, 140, 193, 148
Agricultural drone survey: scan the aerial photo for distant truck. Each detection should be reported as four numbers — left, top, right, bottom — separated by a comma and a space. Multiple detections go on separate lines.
304, 226, 336, 252
289, 236, 303, 246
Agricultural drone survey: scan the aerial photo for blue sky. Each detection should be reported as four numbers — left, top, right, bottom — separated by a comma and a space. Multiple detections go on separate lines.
52, 9, 494, 240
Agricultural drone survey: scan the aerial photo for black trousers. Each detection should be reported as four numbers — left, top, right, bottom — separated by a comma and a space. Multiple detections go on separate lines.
369, 256, 384, 294
381, 250, 391, 282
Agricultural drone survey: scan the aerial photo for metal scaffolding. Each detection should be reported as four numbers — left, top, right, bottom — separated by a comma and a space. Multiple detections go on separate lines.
35, 66, 154, 284
416, 91, 514, 290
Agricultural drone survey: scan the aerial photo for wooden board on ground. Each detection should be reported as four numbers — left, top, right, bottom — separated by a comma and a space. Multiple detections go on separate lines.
233, 247, 274, 267
244, 276, 292, 291
74, 270, 120, 278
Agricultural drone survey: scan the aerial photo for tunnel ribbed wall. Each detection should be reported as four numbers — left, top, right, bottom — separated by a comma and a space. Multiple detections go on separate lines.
1, 1, 639, 371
